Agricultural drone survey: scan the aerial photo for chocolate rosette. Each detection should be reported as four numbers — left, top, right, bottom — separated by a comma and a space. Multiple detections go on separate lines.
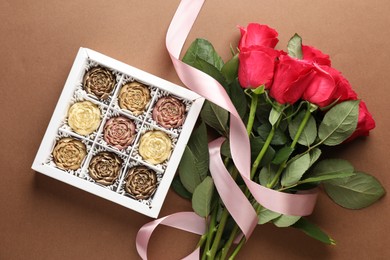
103, 116, 136, 150
83, 67, 115, 100
52, 138, 87, 170
68, 101, 101, 136
138, 130, 172, 165
125, 166, 158, 200
119, 82, 151, 115
88, 152, 122, 186
152, 96, 186, 128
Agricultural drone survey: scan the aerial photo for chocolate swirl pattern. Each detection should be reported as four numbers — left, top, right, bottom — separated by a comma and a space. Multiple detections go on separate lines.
138, 131, 172, 165
68, 101, 101, 136
52, 138, 87, 170
119, 82, 151, 115
103, 116, 136, 150
83, 67, 115, 100
152, 96, 186, 128
88, 152, 122, 186
125, 166, 158, 200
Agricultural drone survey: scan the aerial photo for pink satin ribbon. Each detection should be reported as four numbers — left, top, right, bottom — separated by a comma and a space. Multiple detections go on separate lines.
136, 0, 319, 258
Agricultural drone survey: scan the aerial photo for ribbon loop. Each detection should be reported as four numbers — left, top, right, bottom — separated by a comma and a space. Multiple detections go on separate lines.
136, 0, 319, 258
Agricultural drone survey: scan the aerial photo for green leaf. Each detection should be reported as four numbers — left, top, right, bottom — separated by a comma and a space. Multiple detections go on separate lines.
258, 207, 281, 224
171, 175, 192, 200
293, 218, 336, 245
308, 148, 322, 167
182, 38, 224, 70
318, 100, 359, 146
272, 146, 294, 165
310, 159, 354, 178
183, 56, 228, 87
281, 153, 311, 187
221, 139, 231, 158
269, 107, 281, 126
201, 101, 229, 136
288, 109, 317, 146
192, 176, 215, 217
273, 214, 301, 227
257, 123, 288, 146
228, 79, 248, 119
324, 171, 386, 209
221, 54, 238, 84
178, 123, 209, 193
259, 165, 277, 186
188, 122, 209, 175
179, 147, 202, 193
287, 33, 303, 59
300, 172, 355, 184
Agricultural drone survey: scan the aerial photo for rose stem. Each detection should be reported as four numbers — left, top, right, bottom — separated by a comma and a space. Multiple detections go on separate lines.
207, 91, 260, 260
246, 93, 259, 135
229, 104, 314, 259
267, 104, 312, 189
201, 187, 219, 260
220, 115, 281, 260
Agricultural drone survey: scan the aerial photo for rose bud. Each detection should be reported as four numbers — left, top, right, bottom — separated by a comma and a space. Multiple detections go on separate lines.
68, 101, 101, 136
303, 65, 359, 108
125, 166, 158, 200
345, 101, 376, 142
52, 138, 87, 170
238, 46, 279, 88
119, 82, 151, 115
83, 67, 115, 100
302, 45, 331, 66
103, 116, 136, 150
139, 131, 172, 165
88, 151, 122, 186
152, 96, 186, 128
238, 23, 279, 50
270, 54, 314, 104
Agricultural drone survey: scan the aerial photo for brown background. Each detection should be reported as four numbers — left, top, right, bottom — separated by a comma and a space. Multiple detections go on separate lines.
1, 0, 389, 259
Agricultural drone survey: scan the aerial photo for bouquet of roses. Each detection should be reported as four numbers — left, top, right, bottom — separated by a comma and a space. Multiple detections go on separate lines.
171, 23, 385, 259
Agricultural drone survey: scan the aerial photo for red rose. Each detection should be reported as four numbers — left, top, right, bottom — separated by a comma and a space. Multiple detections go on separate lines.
303, 64, 360, 108
269, 54, 314, 104
238, 46, 279, 88
327, 67, 358, 102
345, 101, 375, 142
302, 45, 331, 66
302, 64, 337, 107
238, 23, 279, 50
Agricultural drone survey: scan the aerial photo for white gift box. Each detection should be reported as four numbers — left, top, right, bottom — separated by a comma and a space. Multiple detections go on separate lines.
32, 48, 204, 218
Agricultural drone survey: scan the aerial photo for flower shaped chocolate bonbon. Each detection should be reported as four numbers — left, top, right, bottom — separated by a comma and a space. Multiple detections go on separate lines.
52, 137, 87, 170
152, 96, 186, 128
83, 67, 115, 100
68, 101, 101, 135
103, 116, 136, 150
119, 82, 151, 115
125, 166, 158, 200
88, 151, 122, 185
139, 130, 172, 165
